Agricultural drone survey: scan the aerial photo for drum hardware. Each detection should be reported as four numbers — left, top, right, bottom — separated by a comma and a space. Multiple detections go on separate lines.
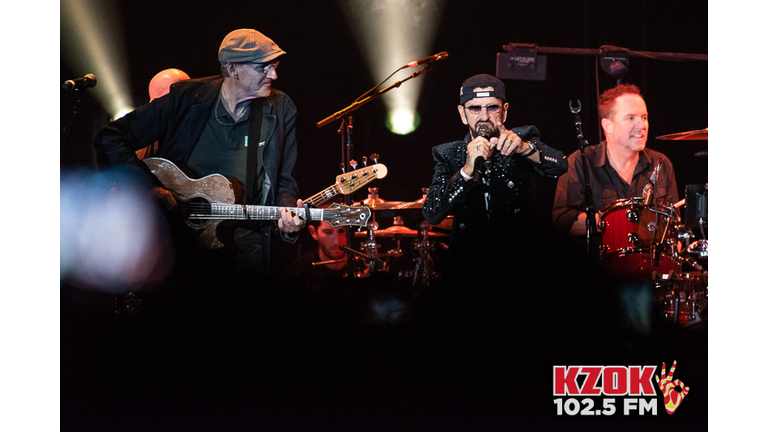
352, 187, 449, 285
625, 207, 640, 223
675, 223, 692, 250
312, 258, 347, 266
340, 244, 384, 278
684, 184, 707, 230
686, 239, 708, 258
345, 218, 387, 278
654, 271, 707, 324
408, 220, 444, 288
683, 256, 708, 283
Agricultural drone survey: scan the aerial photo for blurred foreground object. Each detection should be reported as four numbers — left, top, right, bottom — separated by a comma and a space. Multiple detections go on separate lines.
60, 167, 174, 293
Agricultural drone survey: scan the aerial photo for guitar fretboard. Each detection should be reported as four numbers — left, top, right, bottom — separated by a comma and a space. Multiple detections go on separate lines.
305, 186, 340, 207
189, 205, 324, 221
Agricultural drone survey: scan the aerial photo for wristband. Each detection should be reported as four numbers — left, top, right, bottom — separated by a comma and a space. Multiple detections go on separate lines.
522, 141, 537, 157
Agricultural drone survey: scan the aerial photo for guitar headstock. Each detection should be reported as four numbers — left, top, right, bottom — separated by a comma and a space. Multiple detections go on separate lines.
323, 203, 372, 228
335, 164, 387, 195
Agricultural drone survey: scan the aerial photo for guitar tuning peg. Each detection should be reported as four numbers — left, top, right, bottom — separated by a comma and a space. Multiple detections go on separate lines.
350, 159, 358, 170
339, 163, 346, 173
362, 156, 368, 166
370, 153, 380, 164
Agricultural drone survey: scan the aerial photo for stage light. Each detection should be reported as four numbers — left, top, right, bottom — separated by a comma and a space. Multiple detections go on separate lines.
61, 0, 134, 120
387, 108, 420, 135
112, 108, 133, 121
338, 0, 446, 135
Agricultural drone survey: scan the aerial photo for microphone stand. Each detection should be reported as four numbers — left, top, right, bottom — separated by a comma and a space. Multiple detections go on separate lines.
317, 64, 434, 129
570, 100, 600, 259
61, 90, 84, 149
317, 64, 435, 272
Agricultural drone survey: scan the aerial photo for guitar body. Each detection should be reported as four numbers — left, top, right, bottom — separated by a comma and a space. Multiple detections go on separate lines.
144, 157, 376, 250
144, 157, 238, 249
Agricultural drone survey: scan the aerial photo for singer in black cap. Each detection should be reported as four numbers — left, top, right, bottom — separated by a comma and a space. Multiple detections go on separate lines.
423, 74, 568, 279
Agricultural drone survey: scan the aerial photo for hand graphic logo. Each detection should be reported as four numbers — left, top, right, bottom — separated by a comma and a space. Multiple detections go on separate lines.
655, 360, 690, 414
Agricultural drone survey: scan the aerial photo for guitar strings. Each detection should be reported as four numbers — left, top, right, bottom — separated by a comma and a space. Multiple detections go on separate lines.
180, 202, 361, 224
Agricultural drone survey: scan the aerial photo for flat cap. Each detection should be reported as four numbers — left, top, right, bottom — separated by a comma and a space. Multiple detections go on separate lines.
218, 28, 285, 65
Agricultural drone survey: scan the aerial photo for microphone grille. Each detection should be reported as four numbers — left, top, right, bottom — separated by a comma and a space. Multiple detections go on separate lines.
477, 124, 493, 139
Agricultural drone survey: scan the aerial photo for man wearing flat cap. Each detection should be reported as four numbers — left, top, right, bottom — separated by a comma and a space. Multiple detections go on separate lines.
423, 74, 568, 285
95, 29, 304, 278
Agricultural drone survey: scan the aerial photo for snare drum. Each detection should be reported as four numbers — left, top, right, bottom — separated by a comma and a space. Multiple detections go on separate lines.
599, 199, 681, 278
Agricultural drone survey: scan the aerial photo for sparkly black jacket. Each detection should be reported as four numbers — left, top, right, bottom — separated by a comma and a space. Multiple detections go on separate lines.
423, 126, 567, 250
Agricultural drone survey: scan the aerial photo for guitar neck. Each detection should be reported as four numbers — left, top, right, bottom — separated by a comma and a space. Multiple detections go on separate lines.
190, 204, 325, 222
304, 185, 339, 207
301, 164, 387, 207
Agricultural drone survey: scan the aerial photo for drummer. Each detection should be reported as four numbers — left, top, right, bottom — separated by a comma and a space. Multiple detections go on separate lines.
552, 83, 679, 237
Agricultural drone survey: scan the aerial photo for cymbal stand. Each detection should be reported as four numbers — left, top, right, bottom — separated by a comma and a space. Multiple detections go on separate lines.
411, 221, 434, 288
569, 100, 600, 259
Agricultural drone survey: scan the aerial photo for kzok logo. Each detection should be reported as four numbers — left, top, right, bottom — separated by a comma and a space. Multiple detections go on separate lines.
554, 365, 656, 396
552, 361, 690, 416
655, 361, 690, 414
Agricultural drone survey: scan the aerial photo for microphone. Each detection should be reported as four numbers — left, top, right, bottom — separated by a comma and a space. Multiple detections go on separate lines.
473, 124, 494, 180
643, 162, 661, 205
62, 74, 97, 91
403, 52, 449, 68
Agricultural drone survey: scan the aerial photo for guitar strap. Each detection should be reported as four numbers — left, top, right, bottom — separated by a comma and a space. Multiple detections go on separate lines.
245, 98, 268, 205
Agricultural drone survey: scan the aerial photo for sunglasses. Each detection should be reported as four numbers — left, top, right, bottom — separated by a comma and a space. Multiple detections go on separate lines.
464, 104, 502, 115
250, 60, 280, 74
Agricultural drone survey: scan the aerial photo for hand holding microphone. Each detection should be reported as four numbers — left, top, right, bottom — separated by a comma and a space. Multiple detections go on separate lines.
464, 124, 493, 181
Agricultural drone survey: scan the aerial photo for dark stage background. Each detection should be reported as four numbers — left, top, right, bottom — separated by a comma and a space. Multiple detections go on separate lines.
61, 0, 707, 215
60, 1, 710, 430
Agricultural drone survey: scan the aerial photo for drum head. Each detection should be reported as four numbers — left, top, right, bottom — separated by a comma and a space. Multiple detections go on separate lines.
602, 250, 680, 280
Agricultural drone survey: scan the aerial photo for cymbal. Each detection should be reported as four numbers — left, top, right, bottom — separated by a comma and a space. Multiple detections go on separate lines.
656, 127, 708, 141
355, 225, 418, 238
422, 231, 448, 238
360, 199, 409, 210
354, 225, 448, 238
392, 199, 424, 210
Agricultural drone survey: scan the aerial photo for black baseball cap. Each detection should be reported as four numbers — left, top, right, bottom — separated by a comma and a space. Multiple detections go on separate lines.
459, 74, 506, 104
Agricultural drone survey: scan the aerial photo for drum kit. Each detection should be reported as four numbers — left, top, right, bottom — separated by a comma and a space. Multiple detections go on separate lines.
336, 187, 449, 287
598, 127, 709, 325
335, 128, 708, 324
